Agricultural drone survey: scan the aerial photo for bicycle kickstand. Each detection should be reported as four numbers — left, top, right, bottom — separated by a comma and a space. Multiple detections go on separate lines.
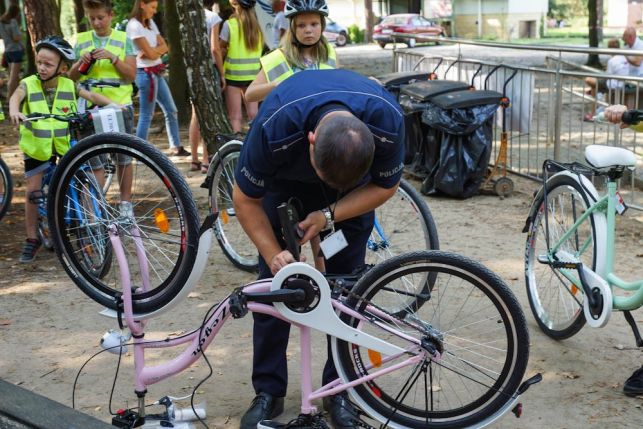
623, 311, 643, 347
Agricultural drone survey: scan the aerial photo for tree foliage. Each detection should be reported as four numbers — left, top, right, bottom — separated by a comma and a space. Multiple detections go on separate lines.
548, 0, 588, 20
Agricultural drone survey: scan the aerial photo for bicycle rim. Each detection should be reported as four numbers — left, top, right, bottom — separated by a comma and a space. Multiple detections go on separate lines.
333, 251, 529, 428
525, 176, 597, 339
208, 141, 259, 272
48, 134, 199, 314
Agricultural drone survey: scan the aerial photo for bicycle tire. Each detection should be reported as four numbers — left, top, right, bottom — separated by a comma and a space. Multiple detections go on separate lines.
207, 140, 259, 272
48, 133, 200, 314
207, 142, 439, 274
69, 170, 113, 278
0, 157, 12, 221
36, 180, 54, 250
524, 174, 604, 339
332, 251, 530, 428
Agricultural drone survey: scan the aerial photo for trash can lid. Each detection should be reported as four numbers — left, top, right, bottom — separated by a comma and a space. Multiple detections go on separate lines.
375, 71, 431, 87
430, 89, 503, 110
400, 80, 472, 102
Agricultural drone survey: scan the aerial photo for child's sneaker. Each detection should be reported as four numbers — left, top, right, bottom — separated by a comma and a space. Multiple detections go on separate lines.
20, 238, 42, 263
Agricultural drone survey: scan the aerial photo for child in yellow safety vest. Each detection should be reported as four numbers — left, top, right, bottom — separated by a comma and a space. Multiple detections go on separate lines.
8, 36, 114, 264
245, 0, 338, 103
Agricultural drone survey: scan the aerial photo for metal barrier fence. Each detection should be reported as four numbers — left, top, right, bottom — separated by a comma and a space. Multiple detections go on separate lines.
392, 38, 643, 209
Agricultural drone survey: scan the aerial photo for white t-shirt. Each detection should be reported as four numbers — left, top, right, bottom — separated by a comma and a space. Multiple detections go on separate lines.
606, 55, 630, 89
626, 37, 643, 76
126, 18, 163, 68
273, 11, 288, 48
205, 10, 222, 40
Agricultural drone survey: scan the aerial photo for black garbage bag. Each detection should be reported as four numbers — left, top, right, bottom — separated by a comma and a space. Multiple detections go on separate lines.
420, 102, 499, 198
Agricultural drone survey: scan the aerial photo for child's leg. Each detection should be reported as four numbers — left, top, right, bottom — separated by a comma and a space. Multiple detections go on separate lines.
24, 171, 44, 240
225, 85, 244, 133
189, 104, 202, 165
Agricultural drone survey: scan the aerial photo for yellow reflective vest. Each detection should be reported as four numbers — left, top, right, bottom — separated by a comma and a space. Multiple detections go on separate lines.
224, 18, 262, 81
76, 30, 133, 105
19, 75, 77, 161
259, 44, 337, 83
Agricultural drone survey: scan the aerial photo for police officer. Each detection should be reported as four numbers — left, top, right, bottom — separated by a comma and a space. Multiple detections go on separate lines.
233, 68, 405, 429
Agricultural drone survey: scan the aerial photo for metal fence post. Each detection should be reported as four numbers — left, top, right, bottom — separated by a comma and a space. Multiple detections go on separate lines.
553, 50, 563, 161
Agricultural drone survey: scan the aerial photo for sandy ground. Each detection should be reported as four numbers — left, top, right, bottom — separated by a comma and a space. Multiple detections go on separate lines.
0, 44, 642, 428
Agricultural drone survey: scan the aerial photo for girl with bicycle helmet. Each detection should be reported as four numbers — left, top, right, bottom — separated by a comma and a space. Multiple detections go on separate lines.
8, 35, 113, 263
214, 0, 263, 133
245, 0, 337, 102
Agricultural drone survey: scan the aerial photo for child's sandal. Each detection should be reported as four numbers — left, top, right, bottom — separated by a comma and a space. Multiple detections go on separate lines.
190, 161, 201, 172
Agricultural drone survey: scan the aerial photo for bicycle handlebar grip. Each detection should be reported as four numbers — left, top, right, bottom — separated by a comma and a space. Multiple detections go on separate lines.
277, 202, 301, 262
622, 109, 643, 126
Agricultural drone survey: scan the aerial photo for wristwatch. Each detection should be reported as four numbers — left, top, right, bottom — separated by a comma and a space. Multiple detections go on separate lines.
320, 208, 334, 232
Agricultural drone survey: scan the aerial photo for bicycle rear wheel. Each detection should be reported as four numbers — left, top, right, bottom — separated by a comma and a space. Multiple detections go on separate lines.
0, 157, 12, 221
524, 174, 603, 339
332, 251, 529, 428
48, 133, 200, 314
207, 140, 258, 272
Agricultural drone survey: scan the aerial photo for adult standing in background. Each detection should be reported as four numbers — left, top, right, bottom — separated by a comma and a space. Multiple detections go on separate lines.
621, 26, 643, 76
0, 2, 25, 101
216, 0, 263, 133
271, 0, 287, 48
189, 0, 223, 173
126, 0, 190, 156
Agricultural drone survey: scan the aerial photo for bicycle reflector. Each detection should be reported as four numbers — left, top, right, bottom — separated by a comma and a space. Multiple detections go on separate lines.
368, 349, 383, 368
154, 208, 170, 233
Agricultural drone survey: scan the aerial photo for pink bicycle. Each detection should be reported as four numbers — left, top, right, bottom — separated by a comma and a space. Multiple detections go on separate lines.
48, 134, 540, 428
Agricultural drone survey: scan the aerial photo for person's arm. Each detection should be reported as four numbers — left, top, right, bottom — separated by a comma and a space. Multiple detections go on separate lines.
89, 48, 137, 82
133, 36, 167, 60
233, 183, 302, 275
8, 84, 26, 126
210, 23, 226, 90
245, 68, 278, 102
78, 87, 114, 107
625, 54, 642, 67
604, 104, 643, 130
297, 182, 398, 245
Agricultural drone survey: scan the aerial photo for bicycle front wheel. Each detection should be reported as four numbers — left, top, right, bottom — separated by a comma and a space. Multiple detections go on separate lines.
524, 174, 604, 339
48, 133, 200, 314
207, 140, 259, 272
332, 251, 530, 428
0, 157, 12, 221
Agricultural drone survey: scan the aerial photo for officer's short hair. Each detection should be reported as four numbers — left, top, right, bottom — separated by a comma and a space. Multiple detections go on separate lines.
314, 114, 375, 190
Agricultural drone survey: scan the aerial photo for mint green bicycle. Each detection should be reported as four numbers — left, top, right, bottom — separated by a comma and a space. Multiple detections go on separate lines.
523, 119, 640, 342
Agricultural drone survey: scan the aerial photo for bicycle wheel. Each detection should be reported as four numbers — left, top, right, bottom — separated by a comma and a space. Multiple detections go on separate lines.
524, 174, 603, 339
332, 251, 530, 428
48, 133, 200, 314
68, 170, 113, 278
0, 157, 12, 221
37, 178, 54, 250
207, 140, 259, 272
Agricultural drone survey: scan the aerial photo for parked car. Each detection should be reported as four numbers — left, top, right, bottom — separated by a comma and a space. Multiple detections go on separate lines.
373, 13, 445, 48
324, 18, 350, 47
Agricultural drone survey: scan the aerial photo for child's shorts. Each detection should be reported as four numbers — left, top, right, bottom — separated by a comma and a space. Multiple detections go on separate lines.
24, 156, 55, 179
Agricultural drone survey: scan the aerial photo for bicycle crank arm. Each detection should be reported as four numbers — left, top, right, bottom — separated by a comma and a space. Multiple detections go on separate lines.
272, 263, 405, 357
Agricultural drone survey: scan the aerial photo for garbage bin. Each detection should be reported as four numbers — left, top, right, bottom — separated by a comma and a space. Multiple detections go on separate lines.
419, 89, 503, 198
398, 79, 472, 171
376, 71, 431, 101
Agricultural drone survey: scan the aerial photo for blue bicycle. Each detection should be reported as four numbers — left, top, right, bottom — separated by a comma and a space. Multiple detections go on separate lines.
25, 111, 112, 278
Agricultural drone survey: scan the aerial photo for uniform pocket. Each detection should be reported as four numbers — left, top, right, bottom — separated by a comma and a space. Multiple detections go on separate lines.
267, 131, 306, 163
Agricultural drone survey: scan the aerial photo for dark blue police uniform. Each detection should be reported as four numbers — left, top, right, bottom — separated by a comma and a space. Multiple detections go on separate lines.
234, 69, 405, 398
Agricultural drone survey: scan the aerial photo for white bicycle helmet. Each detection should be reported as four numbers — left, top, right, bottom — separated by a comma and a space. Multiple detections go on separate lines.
284, 0, 329, 18
36, 36, 76, 63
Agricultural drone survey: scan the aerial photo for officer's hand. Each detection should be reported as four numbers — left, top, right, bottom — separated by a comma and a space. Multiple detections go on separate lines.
298, 210, 326, 244
270, 250, 306, 275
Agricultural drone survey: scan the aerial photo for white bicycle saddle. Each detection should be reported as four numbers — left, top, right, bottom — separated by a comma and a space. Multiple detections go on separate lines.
585, 145, 636, 169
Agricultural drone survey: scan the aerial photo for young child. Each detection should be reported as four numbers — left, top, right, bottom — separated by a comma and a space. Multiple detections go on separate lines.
69, 0, 137, 215
9, 36, 114, 263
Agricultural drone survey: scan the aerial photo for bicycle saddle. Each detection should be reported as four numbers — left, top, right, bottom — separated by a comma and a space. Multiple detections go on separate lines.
585, 145, 636, 169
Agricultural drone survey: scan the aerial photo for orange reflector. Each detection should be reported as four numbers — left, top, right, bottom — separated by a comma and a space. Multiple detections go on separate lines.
154, 208, 170, 233
368, 349, 383, 368
220, 209, 229, 224
571, 284, 578, 295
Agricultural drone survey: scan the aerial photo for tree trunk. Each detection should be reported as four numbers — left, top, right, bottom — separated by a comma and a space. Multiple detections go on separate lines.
74, 0, 88, 33
164, 0, 190, 125
597, 0, 603, 43
587, 0, 601, 68
22, 0, 61, 48
174, 0, 232, 153
364, 0, 374, 43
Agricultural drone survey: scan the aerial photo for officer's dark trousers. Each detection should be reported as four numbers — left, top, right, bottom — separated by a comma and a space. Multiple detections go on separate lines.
251, 182, 374, 397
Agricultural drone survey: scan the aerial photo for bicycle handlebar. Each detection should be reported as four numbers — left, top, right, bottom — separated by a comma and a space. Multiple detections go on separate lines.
621, 109, 643, 126
79, 78, 121, 88
23, 112, 92, 123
